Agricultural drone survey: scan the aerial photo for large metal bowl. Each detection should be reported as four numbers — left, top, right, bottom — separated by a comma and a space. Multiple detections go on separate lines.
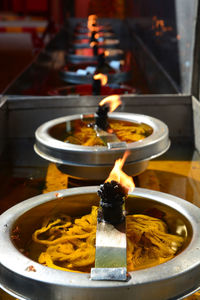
74, 32, 117, 40
47, 84, 136, 96
72, 39, 120, 49
60, 68, 130, 85
67, 48, 124, 64
0, 187, 200, 300
34, 112, 170, 180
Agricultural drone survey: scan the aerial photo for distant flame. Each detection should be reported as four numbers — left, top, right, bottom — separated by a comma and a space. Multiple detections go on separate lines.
105, 151, 135, 193
94, 73, 108, 86
99, 95, 121, 113
87, 14, 97, 32
90, 41, 98, 48
152, 16, 173, 36
88, 14, 97, 21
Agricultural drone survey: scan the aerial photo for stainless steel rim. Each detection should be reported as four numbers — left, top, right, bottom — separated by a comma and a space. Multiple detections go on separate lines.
0, 187, 200, 300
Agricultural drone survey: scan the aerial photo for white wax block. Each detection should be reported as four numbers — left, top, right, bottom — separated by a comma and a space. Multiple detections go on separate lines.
76, 69, 87, 75
109, 60, 121, 70
98, 37, 104, 42
85, 66, 96, 74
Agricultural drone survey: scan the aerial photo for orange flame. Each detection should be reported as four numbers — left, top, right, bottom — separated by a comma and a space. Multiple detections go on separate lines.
152, 16, 173, 34
93, 73, 108, 86
99, 95, 122, 113
88, 14, 97, 21
105, 151, 135, 193
90, 41, 98, 48
87, 14, 97, 32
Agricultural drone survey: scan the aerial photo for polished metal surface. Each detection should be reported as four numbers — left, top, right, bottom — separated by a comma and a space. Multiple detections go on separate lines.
91, 267, 127, 281
34, 112, 170, 179
91, 211, 127, 281
0, 187, 200, 300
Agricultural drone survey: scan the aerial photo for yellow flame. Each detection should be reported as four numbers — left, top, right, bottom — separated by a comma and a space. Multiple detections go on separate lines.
105, 151, 135, 193
90, 41, 98, 48
99, 95, 122, 112
87, 15, 97, 32
88, 14, 97, 21
93, 73, 108, 86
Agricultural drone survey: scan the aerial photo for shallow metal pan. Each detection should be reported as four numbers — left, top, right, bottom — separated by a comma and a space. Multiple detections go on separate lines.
0, 187, 200, 300
34, 112, 170, 180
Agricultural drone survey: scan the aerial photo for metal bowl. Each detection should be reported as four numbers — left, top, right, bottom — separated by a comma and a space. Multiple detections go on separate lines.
67, 48, 124, 64
72, 39, 120, 49
47, 84, 136, 96
60, 68, 130, 85
74, 32, 117, 40
34, 112, 170, 180
0, 187, 200, 300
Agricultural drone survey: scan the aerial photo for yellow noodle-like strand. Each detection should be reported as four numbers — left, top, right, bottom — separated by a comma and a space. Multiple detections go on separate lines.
32, 206, 184, 273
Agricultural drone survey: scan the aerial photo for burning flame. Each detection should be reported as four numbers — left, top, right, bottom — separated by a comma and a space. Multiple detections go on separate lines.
152, 16, 173, 36
90, 41, 98, 48
87, 14, 97, 32
99, 95, 122, 113
88, 14, 97, 21
105, 151, 135, 193
104, 50, 109, 57
93, 73, 108, 86
95, 33, 100, 39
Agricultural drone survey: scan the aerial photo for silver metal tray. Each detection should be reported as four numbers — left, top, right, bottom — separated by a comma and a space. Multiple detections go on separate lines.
0, 187, 200, 300
34, 112, 170, 179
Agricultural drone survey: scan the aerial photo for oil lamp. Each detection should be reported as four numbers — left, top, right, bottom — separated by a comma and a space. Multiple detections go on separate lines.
95, 94, 121, 130
92, 73, 108, 95
98, 151, 134, 224
91, 151, 134, 281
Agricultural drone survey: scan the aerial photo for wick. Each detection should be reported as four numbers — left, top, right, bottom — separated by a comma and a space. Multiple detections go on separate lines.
90, 31, 98, 43
97, 53, 105, 68
97, 180, 127, 225
92, 78, 101, 95
92, 44, 98, 56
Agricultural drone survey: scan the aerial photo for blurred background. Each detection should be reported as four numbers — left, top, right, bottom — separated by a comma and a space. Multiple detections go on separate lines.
0, 0, 196, 95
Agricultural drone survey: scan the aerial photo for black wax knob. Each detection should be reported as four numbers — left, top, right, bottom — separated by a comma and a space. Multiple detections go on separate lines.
92, 78, 101, 95
98, 180, 126, 224
95, 103, 109, 130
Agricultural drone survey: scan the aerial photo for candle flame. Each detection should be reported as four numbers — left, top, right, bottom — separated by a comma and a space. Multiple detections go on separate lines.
87, 14, 97, 32
105, 151, 135, 193
90, 41, 98, 48
99, 95, 121, 112
94, 73, 108, 86
88, 14, 97, 21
